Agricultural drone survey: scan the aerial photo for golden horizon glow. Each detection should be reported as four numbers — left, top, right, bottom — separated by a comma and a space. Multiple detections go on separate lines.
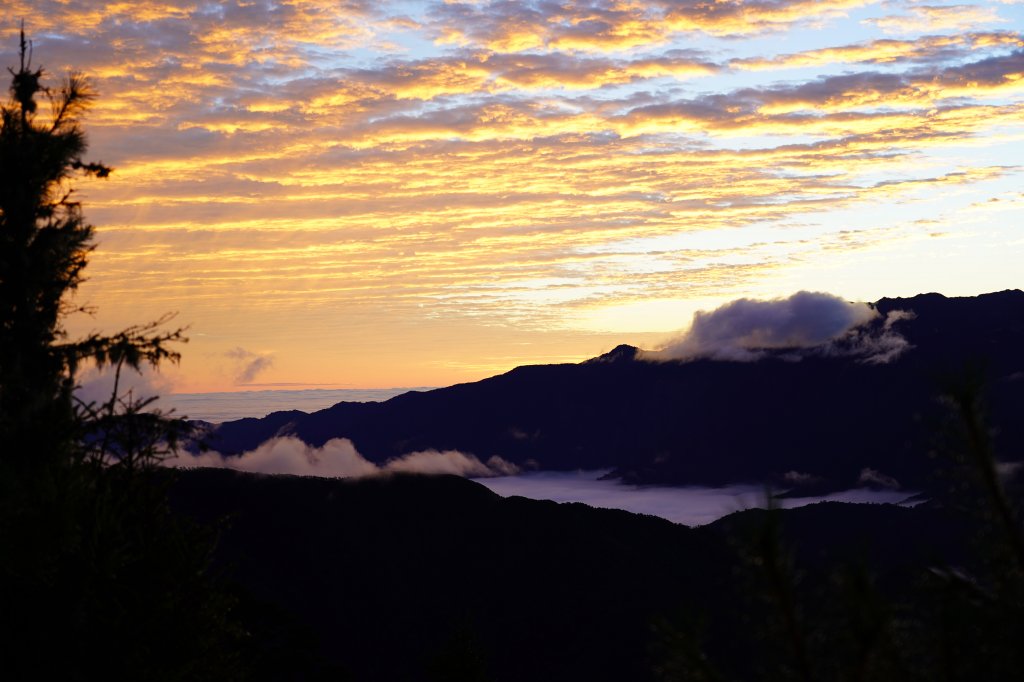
4, 0, 1023, 391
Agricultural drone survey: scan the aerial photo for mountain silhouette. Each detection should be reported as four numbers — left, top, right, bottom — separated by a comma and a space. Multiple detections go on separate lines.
202, 290, 1024, 493
169, 468, 973, 681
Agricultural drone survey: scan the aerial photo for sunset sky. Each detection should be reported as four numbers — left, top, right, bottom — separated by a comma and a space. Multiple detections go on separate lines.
4, 0, 1023, 392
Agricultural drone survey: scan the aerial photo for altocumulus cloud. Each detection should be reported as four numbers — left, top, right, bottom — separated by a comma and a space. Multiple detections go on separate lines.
647, 291, 911, 363
165, 436, 519, 479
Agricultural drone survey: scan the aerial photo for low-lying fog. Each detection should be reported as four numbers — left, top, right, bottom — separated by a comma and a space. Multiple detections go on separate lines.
168, 434, 919, 526
472, 470, 918, 526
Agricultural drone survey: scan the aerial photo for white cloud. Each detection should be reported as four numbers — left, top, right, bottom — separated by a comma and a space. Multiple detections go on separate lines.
165, 436, 519, 479
385, 449, 518, 476
647, 291, 879, 361
643, 292, 914, 364
858, 467, 900, 489
819, 309, 914, 364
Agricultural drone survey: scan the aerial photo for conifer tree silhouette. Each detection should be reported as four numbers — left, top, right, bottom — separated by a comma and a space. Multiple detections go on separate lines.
0, 28, 245, 679
0, 27, 189, 468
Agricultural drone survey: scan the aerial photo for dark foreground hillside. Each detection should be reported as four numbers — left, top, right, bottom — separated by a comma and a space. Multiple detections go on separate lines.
170, 469, 983, 682
172, 469, 722, 681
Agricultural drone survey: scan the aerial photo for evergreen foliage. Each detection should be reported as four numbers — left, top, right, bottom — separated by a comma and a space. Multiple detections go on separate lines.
0, 30, 244, 679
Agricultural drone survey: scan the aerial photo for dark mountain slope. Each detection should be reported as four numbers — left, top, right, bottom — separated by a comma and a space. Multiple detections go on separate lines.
205, 291, 1024, 492
172, 469, 725, 681
170, 469, 973, 681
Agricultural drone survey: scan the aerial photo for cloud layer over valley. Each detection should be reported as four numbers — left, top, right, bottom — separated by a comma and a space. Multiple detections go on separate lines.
166, 436, 519, 478
472, 470, 919, 526
167, 445, 918, 525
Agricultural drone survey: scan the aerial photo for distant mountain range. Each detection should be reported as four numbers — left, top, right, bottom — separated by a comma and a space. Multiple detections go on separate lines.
201, 290, 1024, 494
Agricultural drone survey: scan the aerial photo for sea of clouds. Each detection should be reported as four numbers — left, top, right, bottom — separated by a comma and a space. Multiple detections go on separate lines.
106, 291, 925, 525
473, 470, 919, 526
161, 387, 433, 423
165, 436, 520, 478
75, 366, 430, 424
166, 438, 917, 527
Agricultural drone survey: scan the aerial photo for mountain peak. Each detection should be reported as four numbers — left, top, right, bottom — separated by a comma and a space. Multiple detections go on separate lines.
586, 344, 640, 364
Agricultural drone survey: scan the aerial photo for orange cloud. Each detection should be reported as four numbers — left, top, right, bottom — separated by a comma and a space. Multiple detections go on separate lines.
732, 32, 1024, 70
431, 0, 875, 51
7, 0, 1019, 390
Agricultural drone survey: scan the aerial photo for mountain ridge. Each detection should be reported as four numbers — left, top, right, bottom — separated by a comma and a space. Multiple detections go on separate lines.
200, 290, 1024, 493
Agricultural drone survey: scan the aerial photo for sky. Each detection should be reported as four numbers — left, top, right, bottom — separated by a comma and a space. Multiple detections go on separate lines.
3, 0, 1023, 392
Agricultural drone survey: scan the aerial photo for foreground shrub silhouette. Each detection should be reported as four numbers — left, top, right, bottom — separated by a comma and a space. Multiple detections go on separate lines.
655, 372, 1024, 682
0, 30, 245, 679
